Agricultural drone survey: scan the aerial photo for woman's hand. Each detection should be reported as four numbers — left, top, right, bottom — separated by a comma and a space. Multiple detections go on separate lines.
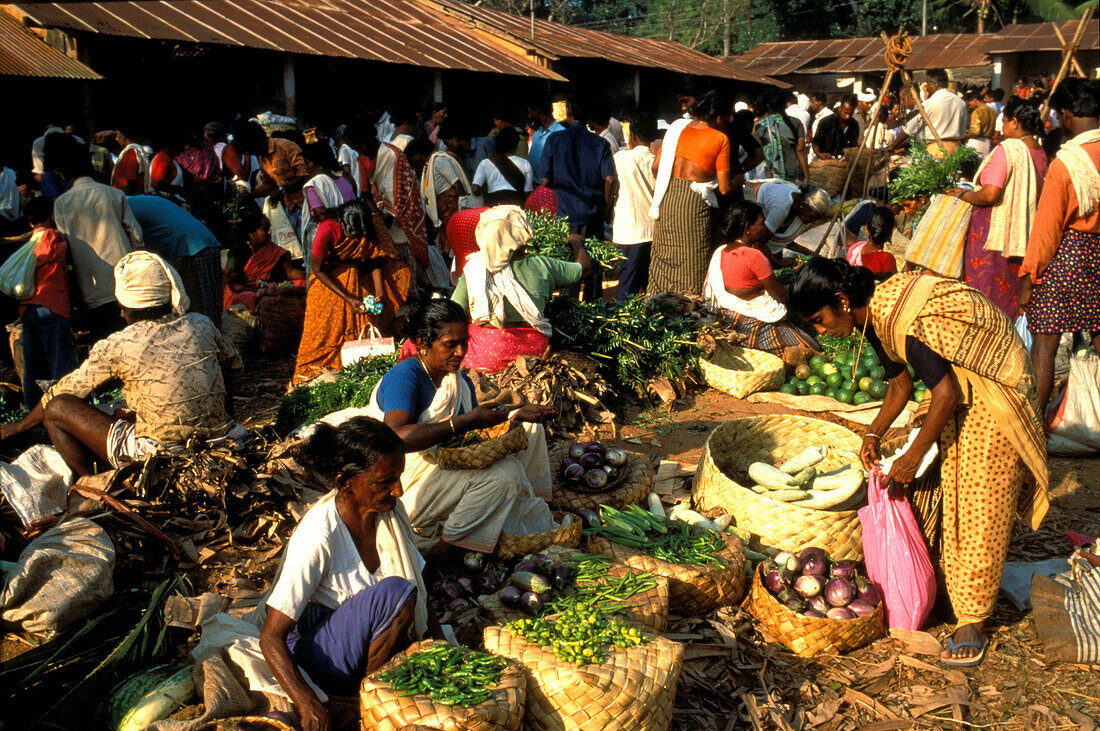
859, 434, 881, 472
884, 447, 922, 497
346, 295, 370, 314
297, 696, 332, 731
1019, 275, 1033, 311
512, 404, 556, 423
463, 404, 509, 431
944, 187, 964, 198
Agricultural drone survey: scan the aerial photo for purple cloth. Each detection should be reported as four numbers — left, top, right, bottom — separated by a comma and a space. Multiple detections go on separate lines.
963, 205, 1021, 320
286, 575, 417, 695
305, 177, 355, 214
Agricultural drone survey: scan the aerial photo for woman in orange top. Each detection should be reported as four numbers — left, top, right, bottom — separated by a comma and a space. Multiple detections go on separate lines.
649, 90, 733, 294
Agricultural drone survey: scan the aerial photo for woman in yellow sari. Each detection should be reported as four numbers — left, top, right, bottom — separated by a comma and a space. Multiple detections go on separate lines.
292, 200, 410, 383
789, 258, 1048, 667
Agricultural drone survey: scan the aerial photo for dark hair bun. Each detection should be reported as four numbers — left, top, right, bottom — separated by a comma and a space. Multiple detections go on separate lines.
787, 257, 876, 319
299, 416, 404, 480
403, 290, 470, 345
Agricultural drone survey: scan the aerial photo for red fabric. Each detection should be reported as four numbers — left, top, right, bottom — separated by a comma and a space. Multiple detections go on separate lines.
223, 243, 292, 310
720, 246, 773, 289
111, 148, 141, 192
312, 218, 343, 259
358, 155, 376, 192
446, 207, 488, 273
524, 185, 558, 216
176, 142, 223, 184
150, 151, 175, 186
675, 125, 731, 176
861, 251, 898, 276
397, 322, 549, 373
377, 142, 429, 268
21, 228, 70, 319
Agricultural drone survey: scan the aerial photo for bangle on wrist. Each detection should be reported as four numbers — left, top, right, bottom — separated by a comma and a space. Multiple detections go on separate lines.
449, 417, 456, 435
862, 432, 881, 441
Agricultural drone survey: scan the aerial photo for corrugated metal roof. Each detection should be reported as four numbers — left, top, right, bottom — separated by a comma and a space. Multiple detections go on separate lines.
847, 34, 991, 72
8, 0, 566, 79
0, 10, 101, 78
429, 0, 786, 86
985, 20, 1099, 53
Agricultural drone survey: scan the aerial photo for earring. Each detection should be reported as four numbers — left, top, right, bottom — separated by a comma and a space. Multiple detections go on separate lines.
843, 305, 850, 313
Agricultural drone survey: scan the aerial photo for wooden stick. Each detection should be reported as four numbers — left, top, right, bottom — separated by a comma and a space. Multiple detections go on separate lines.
1052, 22, 1087, 78
1041, 8, 1095, 122
901, 67, 948, 158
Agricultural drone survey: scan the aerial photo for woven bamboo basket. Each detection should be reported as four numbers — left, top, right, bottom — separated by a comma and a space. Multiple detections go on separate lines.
547, 444, 653, 514
495, 511, 581, 559
359, 641, 526, 731
808, 159, 849, 196
194, 717, 295, 731
479, 546, 671, 633
256, 285, 306, 355
748, 566, 884, 657
482, 625, 683, 731
699, 344, 785, 400
587, 530, 747, 615
693, 415, 865, 561
437, 421, 528, 470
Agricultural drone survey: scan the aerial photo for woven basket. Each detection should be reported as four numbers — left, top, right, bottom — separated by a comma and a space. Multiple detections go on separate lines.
496, 511, 581, 559
256, 285, 306, 355
194, 717, 295, 731
480, 547, 671, 633
547, 444, 653, 514
808, 159, 849, 196
587, 530, 747, 616
699, 344, 785, 400
748, 566, 884, 657
437, 421, 528, 470
359, 641, 526, 731
483, 625, 683, 731
693, 415, 865, 561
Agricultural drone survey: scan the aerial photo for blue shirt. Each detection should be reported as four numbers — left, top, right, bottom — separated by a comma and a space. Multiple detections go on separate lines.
40, 172, 69, 200
528, 121, 564, 173
127, 195, 219, 259
536, 122, 615, 227
376, 357, 476, 418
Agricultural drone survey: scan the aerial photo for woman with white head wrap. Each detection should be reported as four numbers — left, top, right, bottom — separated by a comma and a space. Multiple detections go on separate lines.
450, 206, 590, 372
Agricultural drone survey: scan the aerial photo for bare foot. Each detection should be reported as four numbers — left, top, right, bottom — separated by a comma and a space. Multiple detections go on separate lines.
941, 622, 986, 662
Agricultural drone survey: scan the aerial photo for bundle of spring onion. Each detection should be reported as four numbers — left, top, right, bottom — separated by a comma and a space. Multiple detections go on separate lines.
377, 644, 508, 707
587, 505, 728, 568
508, 605, 649, 666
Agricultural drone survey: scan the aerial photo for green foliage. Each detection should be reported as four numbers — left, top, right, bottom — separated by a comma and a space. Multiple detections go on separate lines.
890, 141, 980, 206
846, 0, 922, 36
275, 354, 399, 434
1021, 0, 1096, 20
816, 333, 861, 358
526, 210, 623, 270
632, 0, 780, 54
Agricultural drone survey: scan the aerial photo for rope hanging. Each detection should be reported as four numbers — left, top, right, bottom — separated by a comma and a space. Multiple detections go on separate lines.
884, 31, 912, 73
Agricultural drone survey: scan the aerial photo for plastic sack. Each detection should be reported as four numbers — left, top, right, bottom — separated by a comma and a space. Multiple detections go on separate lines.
0, 233, 40, 300
1014, 314, 1032, 354
1047, 351, 1100, 456
0, 443, 74, 526
858, 466, 936, 630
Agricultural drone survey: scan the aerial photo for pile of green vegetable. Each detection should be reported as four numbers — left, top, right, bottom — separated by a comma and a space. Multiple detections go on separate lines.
508, 606, 649, 666
549, 555, 659, 615
377, 644, 507, 707
546, 295, 703, 395
781, 349, 928, 405
526, 210, 623, 270
891, 140, 980, 219
275, 353, 398, 434
587, 505, 728, 568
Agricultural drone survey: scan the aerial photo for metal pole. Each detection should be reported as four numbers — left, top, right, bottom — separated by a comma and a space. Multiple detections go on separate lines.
283, 55, 296, 118
921, 0, 927, 36
530, 0, 535, 42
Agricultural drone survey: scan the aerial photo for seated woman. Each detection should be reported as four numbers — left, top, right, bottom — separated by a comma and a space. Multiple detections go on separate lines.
702, 201, 819, 361
449, 206, 591, 372
846, 206, 898, 279
366, 295, 558, 554
260, 417, 433, 728
472, 126, 534, 207
293, 200, 411, 383
225, 208, 306, 311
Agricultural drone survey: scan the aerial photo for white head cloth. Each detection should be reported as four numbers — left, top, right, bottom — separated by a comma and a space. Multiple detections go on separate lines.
114, 250, 190, 315
303, 173, 343, 211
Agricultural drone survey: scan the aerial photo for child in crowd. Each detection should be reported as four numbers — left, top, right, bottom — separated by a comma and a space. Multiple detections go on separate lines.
846, 206, 898, 279
20, 196, 78, 410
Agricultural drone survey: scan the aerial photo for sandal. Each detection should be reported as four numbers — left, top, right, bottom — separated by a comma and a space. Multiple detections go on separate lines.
940, 635, 988, 667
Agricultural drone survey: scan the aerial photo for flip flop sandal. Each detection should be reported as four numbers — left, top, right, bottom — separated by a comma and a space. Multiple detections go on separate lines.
940, 636, 988, 667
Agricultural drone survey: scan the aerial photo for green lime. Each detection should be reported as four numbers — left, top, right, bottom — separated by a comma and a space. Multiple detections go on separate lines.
858, 376, 874, 392
806, 375, 823, 387
810, 355, 828, 371
862, 352, 880, 368
842, 379, 855, 392
869, 365, 886, 380
836, 388, 854, 404
821, 362, 839, 377
853, 364, 868, 380
780, 383, 798, 395
833, 352, 849, 367
852, 391, 872, 406
869, 380, 889, 399
825, 372, 844, 389
795, 381, 810, 396
795, 364, 812, 381
809, 383, 827, 396
824, 387, 838, 400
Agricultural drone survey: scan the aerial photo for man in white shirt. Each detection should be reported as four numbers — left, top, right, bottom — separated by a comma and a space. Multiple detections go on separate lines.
786, 93, 812, 139
50, 134, 142, 340
611, 116, 657, 301
889, 69, 968, 158
854, 88, 878, 136
807, 93, 834, 163
31, 124, 64, 181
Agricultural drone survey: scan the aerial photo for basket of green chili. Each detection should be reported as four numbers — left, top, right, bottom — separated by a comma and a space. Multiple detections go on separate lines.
359, 641, 526, 731
483, 612, 683, 731
586, 505, 748, 615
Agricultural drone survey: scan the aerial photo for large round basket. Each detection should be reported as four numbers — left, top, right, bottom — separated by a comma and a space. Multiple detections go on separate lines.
587, 530, 747, 616
482, 625, 682, 731
194, 717, 295, 731
693, 415, 864, 560
495, 512, 581, 560
748, 566, 884, 658
359, 641, 526, 731
547, 444, 652, 514
437, 421, 528, 471
699, 344, 785, 400
480, 547, 671, 633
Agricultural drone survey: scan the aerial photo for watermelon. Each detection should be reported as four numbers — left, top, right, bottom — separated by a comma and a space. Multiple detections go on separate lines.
106, 664, 195, 731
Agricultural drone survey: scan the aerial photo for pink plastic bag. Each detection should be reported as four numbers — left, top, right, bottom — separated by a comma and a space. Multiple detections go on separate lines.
858, 466, 936, 629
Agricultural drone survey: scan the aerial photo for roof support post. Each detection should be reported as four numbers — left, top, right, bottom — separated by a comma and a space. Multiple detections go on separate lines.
634, 68, 641, 105
434, 70, 443, 103
283, 55, 297, 118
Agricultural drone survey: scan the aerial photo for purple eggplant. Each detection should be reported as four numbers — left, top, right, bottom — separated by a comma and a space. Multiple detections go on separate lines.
763, 570, 788, 595
830, 561, 856, 581
457, 577, 474, 595
521, 591, 544, 614
578, 508, 601, 527
855, 576, 882, 607
584, 441, 605, 454
776, 588, 797, 605
578, 452, 602, 469
515, 559, 537, 574
449, 597, 472, 613
826, 606, 856, 620
499, 585, 523, 607
537, 591, 553, 605
561, 456, 578, 469
586, 469, 609, 490
551, 563, 573, 589
800, 553, 829, 578
824, 577, 856, 607
846, 599, 876, 618
808, 595, 830, 614
602, 466, 620, 482
463, 552, 485, 572
478, 567, 507, 594
794, 574, 823, 598
568, 442, 587, 459
441, 579, 465, 599
532, 554, 554, 575
511, 571, 552, 594
564, 463, 586, 482
803, 609, 827, 619
798, 546, 829, 565
603, 447, 627, 467
785, 596, 807, 613
778, 566, 797, 587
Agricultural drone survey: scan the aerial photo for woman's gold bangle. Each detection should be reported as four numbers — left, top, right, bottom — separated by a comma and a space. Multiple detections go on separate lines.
862, 432, 881, 442
449, 417, 457, 435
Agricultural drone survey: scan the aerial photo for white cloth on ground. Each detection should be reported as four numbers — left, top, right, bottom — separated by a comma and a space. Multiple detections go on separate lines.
702, 247, 787, 323
0, 444, 73, 526
465, 206, 550, 335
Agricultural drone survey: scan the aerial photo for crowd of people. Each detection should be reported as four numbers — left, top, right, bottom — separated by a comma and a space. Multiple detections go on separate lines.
0, 68, 1097, 713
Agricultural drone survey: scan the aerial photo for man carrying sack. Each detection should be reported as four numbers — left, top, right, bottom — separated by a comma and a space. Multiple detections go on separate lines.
0, 251, 246, 476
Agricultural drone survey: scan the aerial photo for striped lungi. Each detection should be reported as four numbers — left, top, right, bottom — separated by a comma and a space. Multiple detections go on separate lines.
175, 247, 224, 329
724, 310, 820, 358
649, 177, 714, 294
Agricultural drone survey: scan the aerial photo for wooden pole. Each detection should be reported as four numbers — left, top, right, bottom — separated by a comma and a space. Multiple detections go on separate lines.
901, 67, 948, 158
1041, 8, 1095, 122
1052, 22, 1087, 78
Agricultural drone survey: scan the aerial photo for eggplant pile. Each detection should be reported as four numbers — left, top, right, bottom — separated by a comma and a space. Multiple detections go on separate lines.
761, 547, 882, 620
559, 441, 628, 494
497, 553, 573, 615
436, 552, 511, 616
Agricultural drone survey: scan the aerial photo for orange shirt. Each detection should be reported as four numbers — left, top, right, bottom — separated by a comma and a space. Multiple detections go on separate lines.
674, 125, 731, 178
1021, 139, 1100, 282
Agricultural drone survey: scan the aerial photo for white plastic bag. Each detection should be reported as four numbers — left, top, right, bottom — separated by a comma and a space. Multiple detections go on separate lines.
1014, 314, 1032, 354
341, 324, 395, 367
1048, 351, 1100, 456
0, 234, 39, 300
0, 444, 74, 526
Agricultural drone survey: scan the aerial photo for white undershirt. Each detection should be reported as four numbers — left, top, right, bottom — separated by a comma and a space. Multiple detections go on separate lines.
472, 156, 534, 193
